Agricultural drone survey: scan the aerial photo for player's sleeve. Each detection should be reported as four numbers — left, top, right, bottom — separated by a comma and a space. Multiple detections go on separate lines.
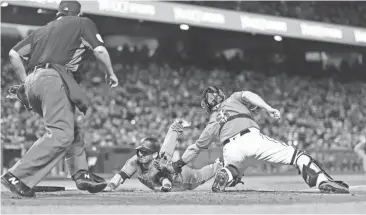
11, 32, 34, 58
120, 155, 138, 178
232, 91, 256, 109
81, 17, 104, 49
195, 121, 219, 149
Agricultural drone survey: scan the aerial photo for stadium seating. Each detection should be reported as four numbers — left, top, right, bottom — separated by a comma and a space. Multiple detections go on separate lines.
181, 1, 366, 27
2, 40, 366, 153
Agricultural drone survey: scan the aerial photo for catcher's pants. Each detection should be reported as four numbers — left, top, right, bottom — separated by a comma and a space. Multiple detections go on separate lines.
9, 68, 88, 188
223, 127, 296, 176
159, 126, 220, 191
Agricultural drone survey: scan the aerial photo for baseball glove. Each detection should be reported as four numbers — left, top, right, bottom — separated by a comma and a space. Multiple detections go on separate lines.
7, 84, 33, 112
154, 154, 173, 174
154, 153, 184, 175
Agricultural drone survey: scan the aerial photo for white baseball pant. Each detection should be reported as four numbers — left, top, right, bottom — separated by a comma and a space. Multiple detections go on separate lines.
223, 127, 296, 176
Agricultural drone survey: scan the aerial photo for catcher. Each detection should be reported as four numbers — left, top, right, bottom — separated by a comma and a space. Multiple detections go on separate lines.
106, 119, 223, 192
162, 86, 350, 194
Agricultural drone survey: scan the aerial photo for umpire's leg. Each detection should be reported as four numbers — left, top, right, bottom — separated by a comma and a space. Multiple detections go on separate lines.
9, 68, 75, 188
65, 120, 88, 176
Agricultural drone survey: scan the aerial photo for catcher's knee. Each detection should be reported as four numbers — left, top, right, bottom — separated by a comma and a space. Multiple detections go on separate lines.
293, 150, 331, 188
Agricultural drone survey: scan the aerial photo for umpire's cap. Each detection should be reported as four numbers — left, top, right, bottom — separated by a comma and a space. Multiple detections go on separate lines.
58, 0, 81, 16
135, 137, 160, 153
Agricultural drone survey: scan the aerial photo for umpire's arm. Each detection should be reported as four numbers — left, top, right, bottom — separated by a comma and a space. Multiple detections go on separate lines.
9, 33, 34, 83
81, 18, 117, 86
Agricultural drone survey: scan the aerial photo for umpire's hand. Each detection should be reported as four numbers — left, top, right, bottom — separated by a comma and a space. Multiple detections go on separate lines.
106, 74, 118, 87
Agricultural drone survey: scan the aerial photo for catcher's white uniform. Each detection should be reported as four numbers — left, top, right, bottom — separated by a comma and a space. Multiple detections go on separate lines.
179, 89, 349, 193
195, 92, 295, 176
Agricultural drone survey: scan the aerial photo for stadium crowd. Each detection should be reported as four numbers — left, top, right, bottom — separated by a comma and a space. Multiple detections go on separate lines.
182, 1, 366, 27
2, 43, 366, 153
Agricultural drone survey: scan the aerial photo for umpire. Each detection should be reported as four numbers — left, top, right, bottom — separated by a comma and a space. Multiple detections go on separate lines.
1, 1, 118, 198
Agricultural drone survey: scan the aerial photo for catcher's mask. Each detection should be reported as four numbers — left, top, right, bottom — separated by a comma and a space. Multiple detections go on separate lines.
135, 137, 160, 164
201, 86, 226, 115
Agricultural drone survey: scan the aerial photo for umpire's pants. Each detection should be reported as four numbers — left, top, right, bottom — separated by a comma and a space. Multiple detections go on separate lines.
9, 68, 88, 188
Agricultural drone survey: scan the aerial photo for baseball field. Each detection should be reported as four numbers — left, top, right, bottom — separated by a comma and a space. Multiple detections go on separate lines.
1, 173, 366, 214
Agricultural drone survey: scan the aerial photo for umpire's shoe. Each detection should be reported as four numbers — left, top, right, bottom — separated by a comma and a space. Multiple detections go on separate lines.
212, 168, 230, 192
1, 172, 35, 198
72, 170, 107, 193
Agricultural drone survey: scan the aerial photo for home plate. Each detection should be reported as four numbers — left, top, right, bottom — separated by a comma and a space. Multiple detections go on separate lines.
36, 181, 78, 191
33, 186, 66, 192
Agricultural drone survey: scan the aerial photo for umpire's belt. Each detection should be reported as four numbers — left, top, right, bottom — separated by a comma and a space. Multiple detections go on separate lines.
29, 63, 52, 74
223, 129, 251, 146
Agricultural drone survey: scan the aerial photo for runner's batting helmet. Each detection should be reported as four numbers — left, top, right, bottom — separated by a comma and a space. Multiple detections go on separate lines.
201, 86, 226, 114
135, 137, 160, 153
135, 137, 160, 163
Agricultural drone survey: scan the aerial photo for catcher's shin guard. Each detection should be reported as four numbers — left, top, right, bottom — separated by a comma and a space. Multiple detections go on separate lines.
293, 150, 349, 194
212, 168, 230, 192
212, 165, 239, 192
227, 174, 244, 187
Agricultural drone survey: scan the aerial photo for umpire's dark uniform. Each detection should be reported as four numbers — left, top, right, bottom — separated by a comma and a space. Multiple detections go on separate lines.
2, 1, 107, 197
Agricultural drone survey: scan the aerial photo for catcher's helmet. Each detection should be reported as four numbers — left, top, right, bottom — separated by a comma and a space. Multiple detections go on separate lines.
201, 86, 226, 114
135, 137, 160, 154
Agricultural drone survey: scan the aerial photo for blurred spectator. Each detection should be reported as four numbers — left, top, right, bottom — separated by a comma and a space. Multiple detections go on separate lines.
182, 1, 366, 27
354, 137, 366, 172
1, 37, 365, 160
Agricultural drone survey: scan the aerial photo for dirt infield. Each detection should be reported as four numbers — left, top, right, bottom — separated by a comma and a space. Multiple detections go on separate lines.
2, 174, 366, 214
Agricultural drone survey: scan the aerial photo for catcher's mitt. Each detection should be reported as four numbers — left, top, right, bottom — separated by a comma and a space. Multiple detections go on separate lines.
154, 153, 184, 175
154, 153, 174, 174
7, 84, 33, 112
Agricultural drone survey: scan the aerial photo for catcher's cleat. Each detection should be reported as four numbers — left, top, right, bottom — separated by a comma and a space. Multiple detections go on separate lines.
72, 170, 107, 193
1, 172, 35, 198
318, 180, 350, 194
212, 169, 230, 192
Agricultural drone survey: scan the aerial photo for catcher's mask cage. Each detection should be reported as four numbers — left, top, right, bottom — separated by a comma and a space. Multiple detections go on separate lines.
135, 137, 160, 164
201, 86, 226, 115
